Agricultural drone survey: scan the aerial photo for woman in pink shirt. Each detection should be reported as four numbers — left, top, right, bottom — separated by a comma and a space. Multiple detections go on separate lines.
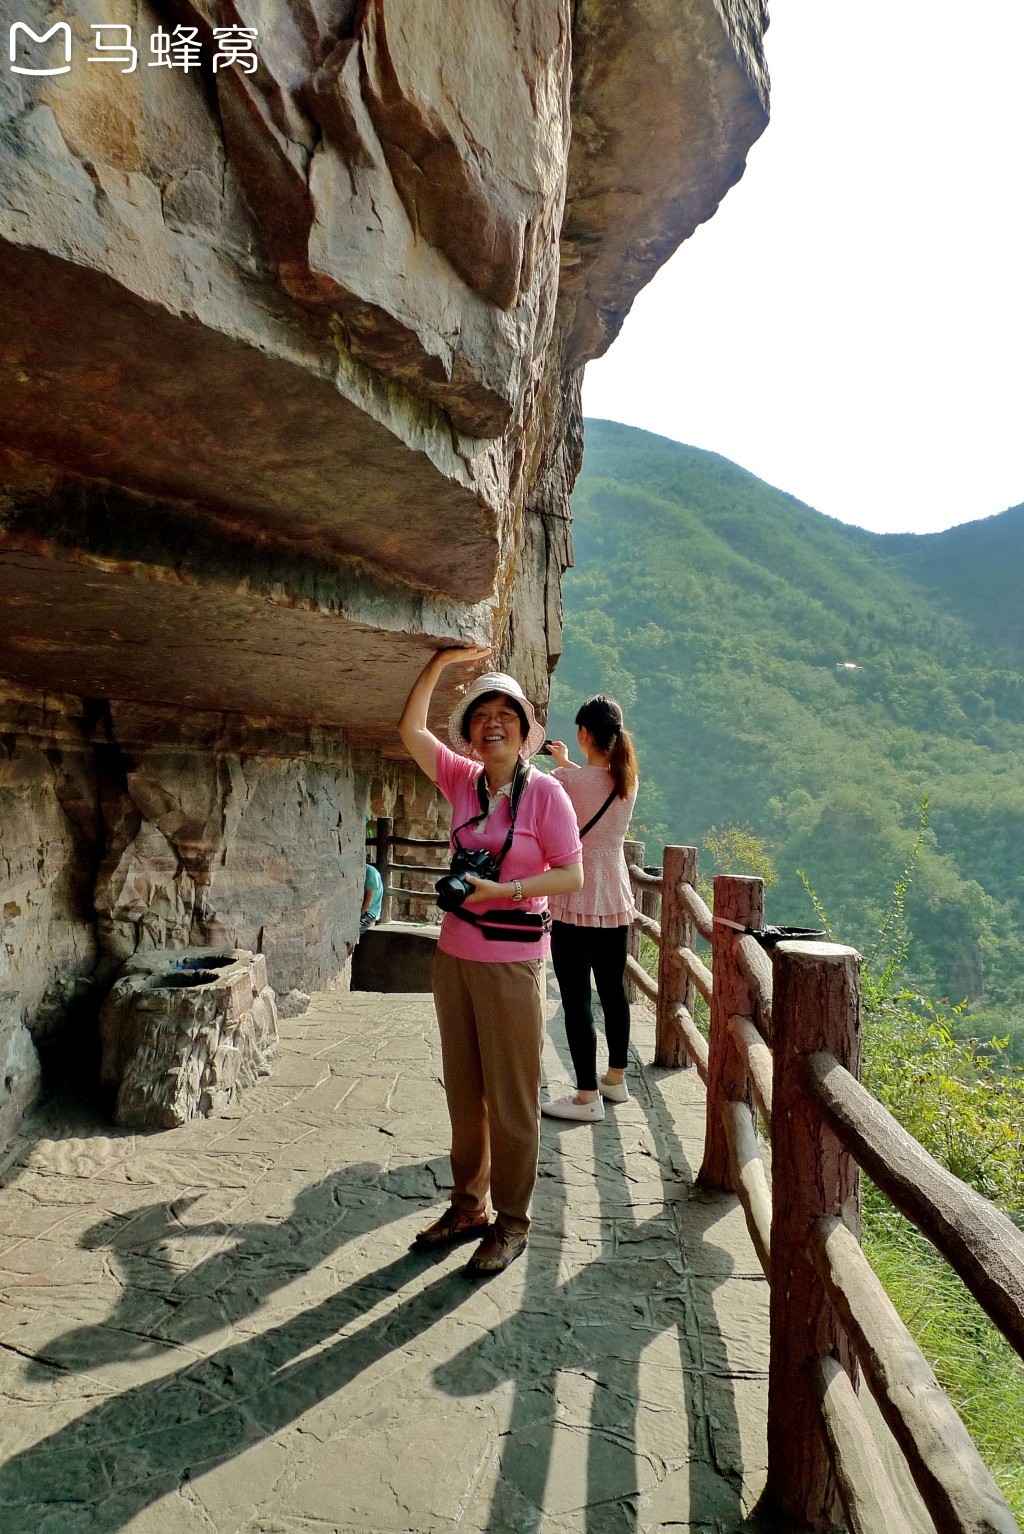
542, 695, 639, 1123
398, 646, 583, 1274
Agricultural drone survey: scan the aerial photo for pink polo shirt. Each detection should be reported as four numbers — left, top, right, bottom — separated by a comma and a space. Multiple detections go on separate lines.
435, 743, 583, 963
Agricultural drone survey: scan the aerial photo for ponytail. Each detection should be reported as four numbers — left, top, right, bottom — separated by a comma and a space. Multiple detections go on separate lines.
575, 694, 638, 801
608, 727, 638, 801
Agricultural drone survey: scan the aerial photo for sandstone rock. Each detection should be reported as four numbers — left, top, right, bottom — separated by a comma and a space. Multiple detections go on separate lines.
358, 0, 566, 312
0, 696, 101, 1049
558, 0, 769, 365
0, 0, 766, 744
95, 701, 366, 999
0, 682, 367, 1062
277, 989, 312, 1019
98, 948, 279, 1129
0, 2, 769, 1162
0, 1013, 42, 1171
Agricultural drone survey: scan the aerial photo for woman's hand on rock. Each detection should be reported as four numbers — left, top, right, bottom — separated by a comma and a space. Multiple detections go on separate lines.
433, 644, 491, 671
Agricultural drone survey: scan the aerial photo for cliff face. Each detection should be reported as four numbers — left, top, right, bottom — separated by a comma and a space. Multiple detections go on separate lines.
0, 0, 767, 1148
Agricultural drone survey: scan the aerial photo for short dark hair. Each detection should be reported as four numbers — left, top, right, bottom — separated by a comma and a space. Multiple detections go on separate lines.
462, 690, 528, 743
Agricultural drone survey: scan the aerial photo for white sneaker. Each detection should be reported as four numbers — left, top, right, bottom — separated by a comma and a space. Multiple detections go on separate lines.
600, 1079, 629, 1104
541, 1095, 605, 1122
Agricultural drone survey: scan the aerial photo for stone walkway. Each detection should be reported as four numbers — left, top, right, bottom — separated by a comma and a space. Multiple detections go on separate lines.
0, 976, 777, 1534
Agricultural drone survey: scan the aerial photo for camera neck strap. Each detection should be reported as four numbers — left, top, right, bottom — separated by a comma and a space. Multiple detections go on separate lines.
450, 758, 530, 872
447, 761, 549, 943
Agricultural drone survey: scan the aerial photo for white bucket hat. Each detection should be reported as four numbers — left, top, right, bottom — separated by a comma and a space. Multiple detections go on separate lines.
447, 672, 547, 759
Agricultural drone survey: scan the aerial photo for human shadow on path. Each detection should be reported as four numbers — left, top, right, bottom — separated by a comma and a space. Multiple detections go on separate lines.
23, 1163, 419, 1377
435, 997, 774, 1532
0, 1159, 474, 1534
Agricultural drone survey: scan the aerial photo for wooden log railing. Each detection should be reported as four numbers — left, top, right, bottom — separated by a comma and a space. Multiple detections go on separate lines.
623, 857, 1023, 1534
626, 841, 711, 1076
369, 816, 1022, 1526
367, 816, 449, 922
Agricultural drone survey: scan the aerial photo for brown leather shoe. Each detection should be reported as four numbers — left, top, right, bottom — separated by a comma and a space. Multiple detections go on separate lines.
465, 1224, 528, 1276
413, 1205, 492, 1249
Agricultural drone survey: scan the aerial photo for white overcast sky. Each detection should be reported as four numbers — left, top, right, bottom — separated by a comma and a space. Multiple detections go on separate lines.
581, 2, 1024, 535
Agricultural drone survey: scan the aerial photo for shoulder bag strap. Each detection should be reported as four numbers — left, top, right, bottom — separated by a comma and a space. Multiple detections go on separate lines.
577, 788, 619, 839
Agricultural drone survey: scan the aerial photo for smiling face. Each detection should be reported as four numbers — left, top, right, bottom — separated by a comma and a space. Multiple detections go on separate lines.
467, 694, 525, 774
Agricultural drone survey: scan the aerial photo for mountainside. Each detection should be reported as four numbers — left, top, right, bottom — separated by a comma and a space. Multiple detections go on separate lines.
886, 506, 1024, 658
551, 420, 1024, 1050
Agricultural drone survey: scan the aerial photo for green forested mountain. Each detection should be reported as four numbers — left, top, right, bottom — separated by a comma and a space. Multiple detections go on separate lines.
550, 420, 1024, 1052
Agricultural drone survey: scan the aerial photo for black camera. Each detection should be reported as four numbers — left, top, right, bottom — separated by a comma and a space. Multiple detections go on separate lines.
538, 739, 555, 756
435, 847, 502, 911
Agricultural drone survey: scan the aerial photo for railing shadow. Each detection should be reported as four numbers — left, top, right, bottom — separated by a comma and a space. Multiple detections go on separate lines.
433, 987, 776, 1531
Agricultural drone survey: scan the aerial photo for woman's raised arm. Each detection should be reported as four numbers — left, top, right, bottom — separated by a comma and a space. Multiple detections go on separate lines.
398, 645, 491, 783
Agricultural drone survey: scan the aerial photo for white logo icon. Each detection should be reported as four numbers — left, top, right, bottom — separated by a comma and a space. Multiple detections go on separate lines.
9, 21, 73, 76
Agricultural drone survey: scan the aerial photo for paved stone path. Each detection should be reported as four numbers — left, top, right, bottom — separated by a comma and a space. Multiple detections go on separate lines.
0, 977, 778, 1533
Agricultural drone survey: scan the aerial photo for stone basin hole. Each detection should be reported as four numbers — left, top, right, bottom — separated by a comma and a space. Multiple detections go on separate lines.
173, 955, 236, 970
152, 971, 222, 989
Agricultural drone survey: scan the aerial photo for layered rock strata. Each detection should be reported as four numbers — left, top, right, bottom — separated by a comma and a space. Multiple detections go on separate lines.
0, 0, 768, 1147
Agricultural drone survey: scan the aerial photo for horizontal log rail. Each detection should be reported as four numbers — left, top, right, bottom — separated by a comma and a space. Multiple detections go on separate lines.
736, 932, 773, 1038
369, 816, 450, 922
625, 953, 659, 1005
809, 1214, 1019, 1534
366, 830, 448, 850
632, 909, 662, 946
628, 864, 664, 890
723, 1100, 771, 1276
679, 880, 713, 941
728, 1013, 772, 1121
807, 1050, 1024, 1359
667, 1002, 709, 1083
674, 945, 712, 1005
816, 1355, 918, 1534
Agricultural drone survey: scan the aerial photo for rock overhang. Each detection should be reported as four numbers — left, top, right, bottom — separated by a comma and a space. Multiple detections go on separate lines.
559, 0, 770, 367
0, 240, 503, 601
0, 0, 769, 738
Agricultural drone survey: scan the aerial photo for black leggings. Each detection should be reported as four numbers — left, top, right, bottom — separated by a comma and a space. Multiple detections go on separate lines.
550, 921, 631, 1091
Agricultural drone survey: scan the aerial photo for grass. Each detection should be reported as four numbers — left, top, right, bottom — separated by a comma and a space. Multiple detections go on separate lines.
863, 1193, 1024, 1519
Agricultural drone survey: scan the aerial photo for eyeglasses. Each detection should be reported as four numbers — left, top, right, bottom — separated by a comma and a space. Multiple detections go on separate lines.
470, 708, 522, 727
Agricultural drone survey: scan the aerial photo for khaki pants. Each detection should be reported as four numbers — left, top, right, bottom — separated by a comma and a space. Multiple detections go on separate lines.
431, 949, 545, 1234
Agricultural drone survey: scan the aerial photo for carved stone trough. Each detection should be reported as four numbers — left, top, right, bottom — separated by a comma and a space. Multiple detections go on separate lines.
99, 949, 279, 1129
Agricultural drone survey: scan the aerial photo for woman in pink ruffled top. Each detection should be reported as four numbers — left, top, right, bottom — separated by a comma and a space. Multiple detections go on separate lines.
542, 695, 640, 1123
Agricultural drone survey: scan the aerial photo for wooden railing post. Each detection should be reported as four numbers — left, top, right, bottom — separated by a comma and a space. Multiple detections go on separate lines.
766, 941, 862, 1531
623, 839, 644, 1003
698, 874, 763, 1190
655, 845, 697, 1069
640, 865, 662, 929
375, 816, 394, 925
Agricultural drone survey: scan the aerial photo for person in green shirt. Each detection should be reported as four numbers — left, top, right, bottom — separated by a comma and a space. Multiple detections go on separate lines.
361, 862, 384, 934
